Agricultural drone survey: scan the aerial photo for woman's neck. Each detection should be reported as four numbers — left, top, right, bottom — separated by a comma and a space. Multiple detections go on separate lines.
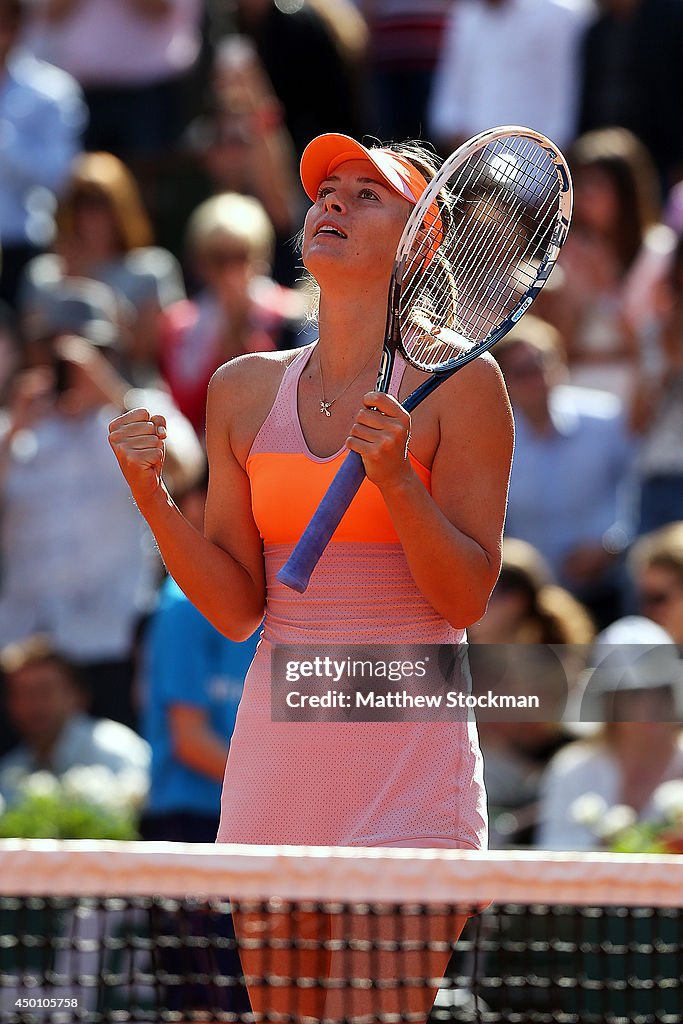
316, 286, 388, 387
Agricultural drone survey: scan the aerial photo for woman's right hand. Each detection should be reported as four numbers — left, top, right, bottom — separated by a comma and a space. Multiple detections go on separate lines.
108, 407, 167, 507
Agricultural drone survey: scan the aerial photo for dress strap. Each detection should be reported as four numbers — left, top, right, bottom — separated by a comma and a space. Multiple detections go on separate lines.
247, 344, 315, 458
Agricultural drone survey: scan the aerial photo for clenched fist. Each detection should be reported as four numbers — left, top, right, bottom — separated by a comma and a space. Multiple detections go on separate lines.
108, 407, 167, 506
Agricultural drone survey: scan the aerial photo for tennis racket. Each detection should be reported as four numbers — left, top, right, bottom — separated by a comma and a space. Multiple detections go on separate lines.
277, 124, 573, 594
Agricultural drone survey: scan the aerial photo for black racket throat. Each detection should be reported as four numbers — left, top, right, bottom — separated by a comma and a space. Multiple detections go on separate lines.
375, 271, 404, 394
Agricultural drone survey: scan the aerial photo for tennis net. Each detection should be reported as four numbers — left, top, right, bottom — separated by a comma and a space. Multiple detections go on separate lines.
0, 841, 682, 1024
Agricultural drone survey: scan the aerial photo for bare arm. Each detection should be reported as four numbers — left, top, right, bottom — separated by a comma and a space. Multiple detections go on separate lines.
169, 705, 230, 782
246, 113, 300, 235
215, 51, 299, 234
108, 359, 266, 640
348, 358, 514, 627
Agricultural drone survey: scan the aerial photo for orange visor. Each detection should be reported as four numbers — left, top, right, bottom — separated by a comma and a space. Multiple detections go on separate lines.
300, 133, 443, 249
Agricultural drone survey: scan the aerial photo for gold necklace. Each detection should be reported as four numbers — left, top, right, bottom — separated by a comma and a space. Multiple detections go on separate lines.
318, 347, 378, 417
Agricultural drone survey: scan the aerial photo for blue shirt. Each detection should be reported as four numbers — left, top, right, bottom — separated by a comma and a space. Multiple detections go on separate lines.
504, 385, 637, 585
143, 578, 260, 816
0, 49, 86, 246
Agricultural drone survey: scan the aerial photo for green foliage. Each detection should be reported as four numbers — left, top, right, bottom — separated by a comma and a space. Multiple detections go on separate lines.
0, 767, 147, 840
609, 823, 670, 854
0, 791, 139, 840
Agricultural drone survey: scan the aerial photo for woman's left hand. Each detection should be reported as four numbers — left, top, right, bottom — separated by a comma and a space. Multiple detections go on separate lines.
347, 392, 413, 491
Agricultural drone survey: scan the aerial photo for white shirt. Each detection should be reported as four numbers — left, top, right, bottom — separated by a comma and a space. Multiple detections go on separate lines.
0, 712, 150, 805
0, 401, 187, 662
428, 0, 589, 149
537, 735, 683, 850
24, 0, 201, 87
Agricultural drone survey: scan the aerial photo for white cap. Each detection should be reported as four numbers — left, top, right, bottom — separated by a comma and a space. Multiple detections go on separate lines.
589, 616, 680, 693
595, 616, 674, 648
563, 617, 683, 734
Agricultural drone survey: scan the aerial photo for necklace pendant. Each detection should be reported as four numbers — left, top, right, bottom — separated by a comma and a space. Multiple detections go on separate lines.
320, 400, 332, 417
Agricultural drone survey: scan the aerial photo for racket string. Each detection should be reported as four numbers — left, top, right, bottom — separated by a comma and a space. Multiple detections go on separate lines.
436, 139, 556, 319
455, 176, 558, 325
406, 136, 558, 326
399, 145, 538, 353
398, 134, 564, 369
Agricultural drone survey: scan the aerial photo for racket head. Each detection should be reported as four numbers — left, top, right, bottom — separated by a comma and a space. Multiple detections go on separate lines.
391, 126, 573, 374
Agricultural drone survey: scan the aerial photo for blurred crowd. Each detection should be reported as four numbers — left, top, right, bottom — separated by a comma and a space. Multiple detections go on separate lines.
0, 0, 682, 852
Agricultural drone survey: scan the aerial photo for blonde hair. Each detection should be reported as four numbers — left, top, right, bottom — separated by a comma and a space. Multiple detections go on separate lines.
56, 152, 153, 252
307, 0, 368, 64
629, 521, 683, 585
493, 314, 564, 362
186, 192, 275, 268
0, 633, 77, 682
499, 539, 595, 645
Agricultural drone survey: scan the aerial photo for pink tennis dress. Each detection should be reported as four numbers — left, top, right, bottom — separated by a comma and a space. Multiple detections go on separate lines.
216, 343, 488, 849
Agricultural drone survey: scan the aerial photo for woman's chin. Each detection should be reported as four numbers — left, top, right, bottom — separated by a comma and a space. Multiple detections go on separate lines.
304, 249, 389, 291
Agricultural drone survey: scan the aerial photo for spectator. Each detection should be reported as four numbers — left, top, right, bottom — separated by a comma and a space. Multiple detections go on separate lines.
630, 236, 683, 533
19, 151, 185, 385
361, 0, 453, 140
494, 315, 636, 628
630, 523, 683, 644
470, 538, 593, 846
470, 538, 595, 646
158, 192, 313, 437
141, 471, 260, 844
578, 0, 683, 186
546, 128, 673, 402
0, 279, 203, 728
0, 301, 21, 405
0, 0, 85, 307
235, 0, 367, 156
187, 36, 301, 286
537, 616, 683, 850
428, 0, 586, 153
0, 634, 150, 806
23, 0, 202, 159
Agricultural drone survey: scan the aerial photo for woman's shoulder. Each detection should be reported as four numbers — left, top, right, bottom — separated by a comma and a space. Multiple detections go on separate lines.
430, 350, 513, 443
207, 346, 313, 466
208, 346, 311, 434
400, 348, 506, 407
210, 346, 309, 391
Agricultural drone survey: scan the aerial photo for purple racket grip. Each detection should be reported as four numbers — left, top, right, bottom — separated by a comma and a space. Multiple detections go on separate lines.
276, 450, 367, 593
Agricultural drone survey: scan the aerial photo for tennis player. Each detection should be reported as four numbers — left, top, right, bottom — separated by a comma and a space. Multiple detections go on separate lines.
109, 133, 514, 1022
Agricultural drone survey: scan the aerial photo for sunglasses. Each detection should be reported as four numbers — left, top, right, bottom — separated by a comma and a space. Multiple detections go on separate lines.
639, 588, 681, 609
204, 249, 251, 269
73, 191, 110, 210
